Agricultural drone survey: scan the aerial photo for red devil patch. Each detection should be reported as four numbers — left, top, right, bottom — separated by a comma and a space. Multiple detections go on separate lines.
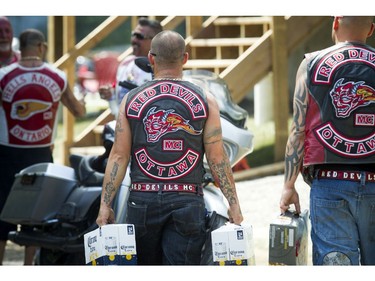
330, 78, 375, 118
143, 107, 202, 143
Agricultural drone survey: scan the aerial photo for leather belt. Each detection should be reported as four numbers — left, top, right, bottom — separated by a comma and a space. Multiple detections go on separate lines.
130, 183, 203, 195
315, 170, 375, 183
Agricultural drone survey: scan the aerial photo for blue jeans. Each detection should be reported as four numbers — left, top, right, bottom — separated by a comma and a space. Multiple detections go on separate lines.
310, 173, 375, 265
125, 190, 206, 265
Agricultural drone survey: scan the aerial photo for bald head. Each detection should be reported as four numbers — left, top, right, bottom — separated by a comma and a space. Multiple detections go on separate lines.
332, 16, 375, 43
150, 30, 186, 64
0, 16, 13, 55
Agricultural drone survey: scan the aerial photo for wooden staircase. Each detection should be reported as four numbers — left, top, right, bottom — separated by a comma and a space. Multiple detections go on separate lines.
185, 16, 272, 74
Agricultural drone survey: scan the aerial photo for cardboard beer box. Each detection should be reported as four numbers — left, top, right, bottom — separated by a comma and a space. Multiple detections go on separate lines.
268, 210, 309, 265
84, 227, 102, 264
118, 224, 137, 265
211, 223, 255, 266
84, 224, 137, 265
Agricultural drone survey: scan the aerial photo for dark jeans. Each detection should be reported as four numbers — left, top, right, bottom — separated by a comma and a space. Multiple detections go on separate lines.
125, 190, 206, 265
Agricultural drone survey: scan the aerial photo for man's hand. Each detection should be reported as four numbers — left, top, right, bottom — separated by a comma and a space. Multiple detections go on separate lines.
99, 84, 113, 100
96, 205, 115, 226
279, 186, 301, 214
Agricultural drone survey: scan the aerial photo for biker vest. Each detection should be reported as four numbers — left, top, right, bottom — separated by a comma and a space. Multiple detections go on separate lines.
304, 42, 375, 166
125, 79, 208, 184
0, 63, 67, 148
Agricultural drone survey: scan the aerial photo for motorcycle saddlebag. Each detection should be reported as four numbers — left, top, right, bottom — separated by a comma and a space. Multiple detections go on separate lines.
0, 163, 77, 225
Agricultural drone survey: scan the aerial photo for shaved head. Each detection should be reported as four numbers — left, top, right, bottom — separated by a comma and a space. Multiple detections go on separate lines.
150, 30, 186, 64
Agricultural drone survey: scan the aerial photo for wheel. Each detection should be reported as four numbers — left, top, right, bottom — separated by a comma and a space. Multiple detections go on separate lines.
200, 211, 228, 265
35, 247, 85, 265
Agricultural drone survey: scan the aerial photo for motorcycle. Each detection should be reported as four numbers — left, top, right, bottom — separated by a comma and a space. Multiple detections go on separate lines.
0, 60, 254, 265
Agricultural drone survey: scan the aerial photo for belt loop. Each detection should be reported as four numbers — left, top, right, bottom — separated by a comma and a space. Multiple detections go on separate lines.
314, 168, 320, 180
361, 171, 366, 186
197, 184, 203, 196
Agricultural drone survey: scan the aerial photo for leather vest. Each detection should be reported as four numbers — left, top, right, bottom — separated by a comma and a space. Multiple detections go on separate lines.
304, 42, 375, 166
0, 63, 67, 148
125, 79, 209, 184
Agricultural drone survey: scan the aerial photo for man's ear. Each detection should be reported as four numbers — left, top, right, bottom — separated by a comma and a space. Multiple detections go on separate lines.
333, 17, 340, 31
182, 52, 189, 65
148, 52, 155, 65
367, 23, 375, 38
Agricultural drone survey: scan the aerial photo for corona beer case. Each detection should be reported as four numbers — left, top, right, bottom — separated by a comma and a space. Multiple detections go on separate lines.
268, 210, 309, 265
211, 223, 255, 266
84, 224, 137, 265
0, 163, 77, 225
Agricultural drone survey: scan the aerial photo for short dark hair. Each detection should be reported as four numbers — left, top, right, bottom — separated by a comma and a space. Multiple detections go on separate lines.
19, 28, 46, 50
138, 17, 163, 36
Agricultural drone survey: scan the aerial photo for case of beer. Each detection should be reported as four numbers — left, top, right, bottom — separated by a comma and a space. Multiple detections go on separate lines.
268, 209, 309, 265
211, 223, 255, 265
84, 224, 137, 265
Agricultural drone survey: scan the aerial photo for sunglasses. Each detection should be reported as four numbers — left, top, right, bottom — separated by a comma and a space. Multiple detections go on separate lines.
131, 32, 153, 40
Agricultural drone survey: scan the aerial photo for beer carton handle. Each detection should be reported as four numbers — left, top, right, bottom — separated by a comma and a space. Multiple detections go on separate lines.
280, 209, 299, 218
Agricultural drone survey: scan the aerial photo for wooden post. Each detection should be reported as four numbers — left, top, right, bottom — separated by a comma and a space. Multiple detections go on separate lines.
186, 16, 202, 38
48, 16, 64, 164
62, 16, 76, 165
47, 16, 63, 62
271, 16, 289, 162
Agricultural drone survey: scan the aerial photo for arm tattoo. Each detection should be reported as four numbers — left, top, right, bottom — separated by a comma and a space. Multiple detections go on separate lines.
285, 70, 308, 183
103, 162, 119, 205
205, 126, 238, 204
204, 127, 222, 145
114, 118, 124, 142
209, 157, 238, 205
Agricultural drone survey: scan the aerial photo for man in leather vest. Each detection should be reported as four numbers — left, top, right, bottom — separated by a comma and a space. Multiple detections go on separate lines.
96, 30, 243, 265
0, 28, 86, 265
280, 16, 375, 265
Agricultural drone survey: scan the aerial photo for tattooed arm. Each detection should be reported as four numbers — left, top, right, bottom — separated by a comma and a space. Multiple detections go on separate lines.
204, 91, 243, 225
279, 59, 309, 214
96, 96, 132, 226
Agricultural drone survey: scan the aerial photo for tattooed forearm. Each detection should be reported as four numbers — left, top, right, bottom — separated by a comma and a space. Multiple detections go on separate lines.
103, 182, 115, 205
285, 65, 308, 183
209, 157, 238, 205
285, 140, 304, 182
114, 117, 124, 142
103, 162, 119, 205
110, 162, 119, 181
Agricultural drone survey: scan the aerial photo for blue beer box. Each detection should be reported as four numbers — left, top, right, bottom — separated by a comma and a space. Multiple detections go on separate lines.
84, 224, 137, 265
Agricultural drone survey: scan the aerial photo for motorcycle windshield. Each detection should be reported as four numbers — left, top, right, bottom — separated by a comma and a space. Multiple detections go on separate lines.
183, 70, 248, 128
